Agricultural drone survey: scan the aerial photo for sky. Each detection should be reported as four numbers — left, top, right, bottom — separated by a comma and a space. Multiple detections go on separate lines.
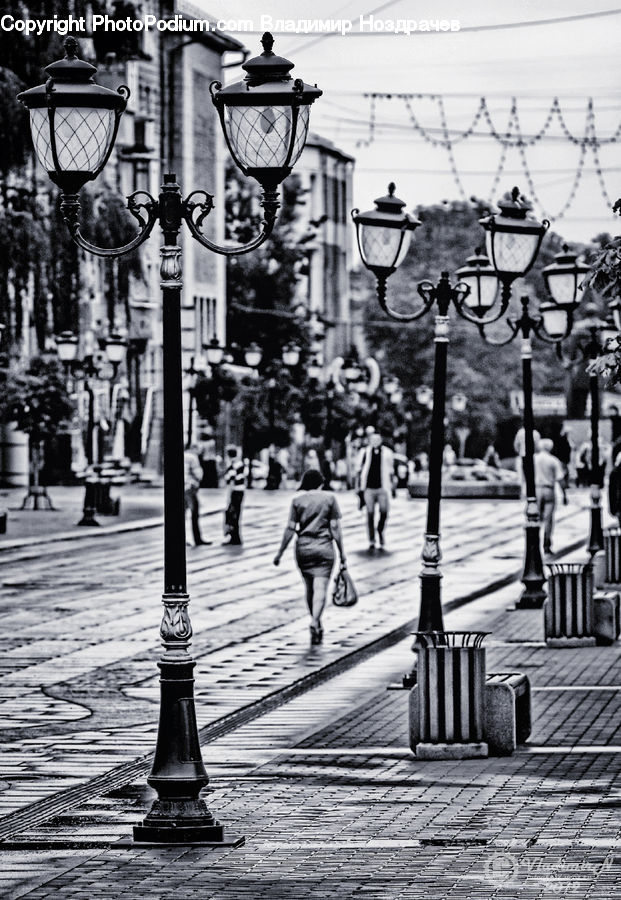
194, 0, 621, 244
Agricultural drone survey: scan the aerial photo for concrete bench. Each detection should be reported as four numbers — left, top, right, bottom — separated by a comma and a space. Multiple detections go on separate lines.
409, 670, 530, 757
484, 672, 531, 756
593, 590, 621, 645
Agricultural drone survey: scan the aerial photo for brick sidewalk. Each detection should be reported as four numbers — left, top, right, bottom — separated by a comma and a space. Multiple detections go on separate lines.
2, 550, 620, 897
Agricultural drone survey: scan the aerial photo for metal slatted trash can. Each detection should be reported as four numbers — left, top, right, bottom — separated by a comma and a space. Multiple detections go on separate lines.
604, 527, 621, 586
414, 631, 489, 760
544, 563, 596, 647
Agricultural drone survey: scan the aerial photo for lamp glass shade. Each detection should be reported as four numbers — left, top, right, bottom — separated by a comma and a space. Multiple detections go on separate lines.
29, 106, 116, 175
282, 344, 301, 367
244, 344, 262, 368
416, 385, 433, 407
545, 271, 578, 306
223, 104, 310, 172
456, 251, 499, 314
56, 332, 78, 362
451, 393, 467, 413
359, 224, 411, 271
105, 335, 127, 364
206, 341, 225, 365
343, 364, 362, 382
540, 302, 568, 340
383, 377, 399, 395
307, 361, 323, 380
391, 389, 403, 405
485, 230, 541, 278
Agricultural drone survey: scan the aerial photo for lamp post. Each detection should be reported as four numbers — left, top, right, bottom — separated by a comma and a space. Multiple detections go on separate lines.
104, 332, 128, 458
20, 33, 320, 846
352, 184, 505, 634
556, 301, 615, 555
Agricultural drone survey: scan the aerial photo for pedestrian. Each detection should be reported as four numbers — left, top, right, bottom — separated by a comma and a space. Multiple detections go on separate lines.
356, 432, 395, 552
534, 437, 565, 555
223, 445, 248, 545
553, 423, 573, 503
199, 431, 219, 488
321, 448, 335, 490
265, 445, 283, 490
273, 468, 347, 645
483, 444, 501, 468
184, 443, 208, 546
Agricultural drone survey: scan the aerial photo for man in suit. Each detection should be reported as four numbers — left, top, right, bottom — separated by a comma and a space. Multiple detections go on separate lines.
224, 445, 248, 545
357, 432, 395, 552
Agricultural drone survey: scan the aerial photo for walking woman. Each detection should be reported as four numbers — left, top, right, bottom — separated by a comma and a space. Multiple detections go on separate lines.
273, 469, 347, 644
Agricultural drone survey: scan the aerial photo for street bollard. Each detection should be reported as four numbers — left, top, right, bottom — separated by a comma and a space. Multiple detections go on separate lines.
544, 562, 595, 647
410, 631, 489, 760
77, 480, 100, 527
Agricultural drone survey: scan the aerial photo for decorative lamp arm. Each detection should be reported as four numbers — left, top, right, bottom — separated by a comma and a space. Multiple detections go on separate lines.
60, 191, 158, 259
478, 317, 521, 347
183, 188, 280, 257
454, 283, 511, 327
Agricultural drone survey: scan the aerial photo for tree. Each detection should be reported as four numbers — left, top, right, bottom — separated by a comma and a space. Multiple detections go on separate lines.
0, 355, 73, 491
225, 165, 311, 366
360, 198, 575, 456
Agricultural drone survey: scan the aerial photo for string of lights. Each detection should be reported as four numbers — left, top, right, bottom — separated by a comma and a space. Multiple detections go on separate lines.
349, 93, 620, 220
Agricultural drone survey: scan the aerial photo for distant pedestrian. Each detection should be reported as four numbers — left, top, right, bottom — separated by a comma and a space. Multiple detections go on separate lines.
483, 444, 501, 468
534, 438, 565, 555
184, 443, 208, 546
223, 446, 248, 545
553, 423, 573, 503
265, 445, 283, 490
273, 468, 347, 645
356, 432, 395, 552
199, 432, 219, 488
321, 449, 335, 490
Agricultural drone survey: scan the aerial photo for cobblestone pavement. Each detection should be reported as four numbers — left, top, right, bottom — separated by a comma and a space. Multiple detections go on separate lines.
0, 488, 611, 897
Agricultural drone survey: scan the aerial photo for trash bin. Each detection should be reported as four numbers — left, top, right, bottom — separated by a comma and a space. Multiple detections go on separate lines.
604, 527, 621, 586
544, 562, 595, 647
413, 631, 489, 759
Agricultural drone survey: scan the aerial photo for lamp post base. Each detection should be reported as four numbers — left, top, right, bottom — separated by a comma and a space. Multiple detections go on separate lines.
516, 519, 546, 609
588, 489, 604, 556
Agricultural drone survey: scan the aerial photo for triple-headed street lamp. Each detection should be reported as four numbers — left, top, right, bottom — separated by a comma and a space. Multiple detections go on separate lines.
20, 33, 320, 846
352, 184, 555, 633
352, 185, 515, 634
476, 241, 589, 605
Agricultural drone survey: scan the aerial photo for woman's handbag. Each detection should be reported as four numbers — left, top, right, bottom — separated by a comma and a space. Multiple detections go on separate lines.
332, 564, 358, 607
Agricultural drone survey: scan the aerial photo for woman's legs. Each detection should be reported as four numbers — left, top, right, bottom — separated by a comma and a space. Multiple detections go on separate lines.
310, 575, 330, 631
302, 573, 314, 615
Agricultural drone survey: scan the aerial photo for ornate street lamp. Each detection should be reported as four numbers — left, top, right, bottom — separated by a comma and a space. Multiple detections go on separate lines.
244, 342, 263, 369
105, 331, 127, 377
477, 197, 582, 608
204, 337, 225, 367
609, 297, 621, 332
19, 34, 320, 847
352, 183, 505, 636
56, 331, 79, 372
479, 295, 575, 606
543, 244, 590, 308
282, 342, 301, 367
455, 249, 499, 318
557, 300, 611, 556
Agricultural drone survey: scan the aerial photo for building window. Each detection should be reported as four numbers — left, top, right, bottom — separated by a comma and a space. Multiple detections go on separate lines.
196, 296, 217, 348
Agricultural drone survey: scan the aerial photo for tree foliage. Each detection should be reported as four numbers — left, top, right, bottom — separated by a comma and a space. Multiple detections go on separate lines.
225, 165, 311, 366
0, 356, 72, 440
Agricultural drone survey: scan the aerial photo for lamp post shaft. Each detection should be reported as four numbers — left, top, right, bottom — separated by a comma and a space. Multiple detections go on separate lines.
418, 284, 452, 633
518, 316, 546, 608
588, 333, 604, 555
133, 175, 228, 845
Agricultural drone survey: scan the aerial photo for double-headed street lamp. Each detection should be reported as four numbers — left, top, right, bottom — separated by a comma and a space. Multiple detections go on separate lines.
556, 299, 616, 556
352, 184, 511, 634
21, 33, 320, 846
477, 241, 587, 606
